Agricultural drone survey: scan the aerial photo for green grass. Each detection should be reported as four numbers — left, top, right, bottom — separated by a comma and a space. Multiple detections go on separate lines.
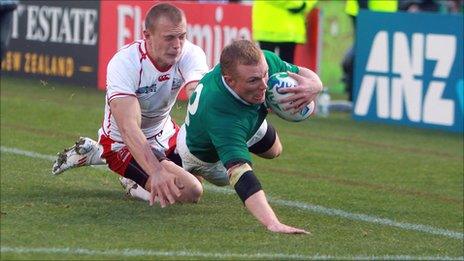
1, 77, 463, 259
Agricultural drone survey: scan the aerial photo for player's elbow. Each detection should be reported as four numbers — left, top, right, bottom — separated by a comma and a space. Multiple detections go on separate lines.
259, 140, 282, 159
269, 144, 282, 159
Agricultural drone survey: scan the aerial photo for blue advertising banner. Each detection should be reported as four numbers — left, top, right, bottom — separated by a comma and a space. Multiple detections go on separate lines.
353, 11, 463, 133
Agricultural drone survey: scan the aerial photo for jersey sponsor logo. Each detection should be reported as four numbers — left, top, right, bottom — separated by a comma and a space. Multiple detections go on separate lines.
136, 83, 157, 94
158, 74, 170, 82
171, 77, 183, 90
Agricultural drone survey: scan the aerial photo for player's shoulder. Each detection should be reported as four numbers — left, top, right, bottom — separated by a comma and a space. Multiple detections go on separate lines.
263, 49, 298, 74
182, 39, 203, 53
180, 40, 207, 59
196, 67, 220, 99
110, 40, 143, 65
107, 42, 143, 78
263, 50, 283, 70
262, 49, 281, 62
200, 67, 240, 112
199, 65, 220, 87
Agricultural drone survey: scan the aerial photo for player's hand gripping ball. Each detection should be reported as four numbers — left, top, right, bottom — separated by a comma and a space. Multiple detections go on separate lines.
266, 72, 315, 122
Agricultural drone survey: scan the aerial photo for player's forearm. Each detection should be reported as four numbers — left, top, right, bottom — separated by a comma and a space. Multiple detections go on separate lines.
244, 190, 280, 228
111, 97, 163, 177
228, 164, 279, 228
120, 125, 163, 176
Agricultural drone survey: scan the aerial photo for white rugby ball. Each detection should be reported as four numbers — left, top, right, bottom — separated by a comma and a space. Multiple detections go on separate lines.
266, 72, 314, 122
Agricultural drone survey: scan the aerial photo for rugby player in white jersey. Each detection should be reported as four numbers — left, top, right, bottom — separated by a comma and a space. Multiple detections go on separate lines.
52, 3, 208, 208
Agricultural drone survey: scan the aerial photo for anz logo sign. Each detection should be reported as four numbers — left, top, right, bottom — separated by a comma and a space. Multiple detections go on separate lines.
353, 11, 463, 132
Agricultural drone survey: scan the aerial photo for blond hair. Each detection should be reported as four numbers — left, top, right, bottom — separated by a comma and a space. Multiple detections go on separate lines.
145, 3, 185, 32
220, 40, 262, 76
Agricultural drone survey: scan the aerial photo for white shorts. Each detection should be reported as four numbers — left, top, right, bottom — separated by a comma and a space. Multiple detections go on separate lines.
98, 119, 179, 176
176, 120, 268, 186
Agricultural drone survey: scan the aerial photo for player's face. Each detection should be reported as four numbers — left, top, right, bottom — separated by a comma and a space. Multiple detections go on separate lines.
229, 56, 269, 105
144, 16, 187, 69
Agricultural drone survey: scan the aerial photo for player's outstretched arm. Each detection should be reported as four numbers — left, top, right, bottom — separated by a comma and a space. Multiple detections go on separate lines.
110, 96, 181, 207
245, 190, 310, 234
229, 163, 309, 234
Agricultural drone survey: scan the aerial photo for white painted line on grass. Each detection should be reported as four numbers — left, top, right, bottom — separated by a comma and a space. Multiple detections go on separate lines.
206, 185, 464, 240
1, 146, 56, 161
1, 146, 463, 241
1, 246, 462, 260
272, 197, 464, 240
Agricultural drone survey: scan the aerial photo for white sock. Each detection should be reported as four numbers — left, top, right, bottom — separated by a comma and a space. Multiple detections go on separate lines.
89, 145, 106, 165
128, 184, 151, 202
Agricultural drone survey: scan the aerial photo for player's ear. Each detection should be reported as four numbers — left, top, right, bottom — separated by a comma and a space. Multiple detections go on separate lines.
143, 30, 150, 40
223, 75, 235, 87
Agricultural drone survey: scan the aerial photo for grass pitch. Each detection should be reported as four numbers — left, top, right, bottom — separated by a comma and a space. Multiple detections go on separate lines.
1, 77, 463, 260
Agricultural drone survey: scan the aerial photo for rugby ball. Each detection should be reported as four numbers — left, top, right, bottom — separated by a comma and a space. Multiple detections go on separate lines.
266, 72, 314, 122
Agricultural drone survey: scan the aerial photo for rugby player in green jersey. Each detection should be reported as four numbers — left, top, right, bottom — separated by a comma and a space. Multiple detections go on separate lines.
177, 39, 322, 234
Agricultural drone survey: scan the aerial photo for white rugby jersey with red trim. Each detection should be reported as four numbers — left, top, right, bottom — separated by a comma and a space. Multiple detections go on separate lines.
100, 39, 208, 143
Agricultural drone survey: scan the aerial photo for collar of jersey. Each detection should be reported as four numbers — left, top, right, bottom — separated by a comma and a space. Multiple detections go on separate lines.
221, 75, 251, 106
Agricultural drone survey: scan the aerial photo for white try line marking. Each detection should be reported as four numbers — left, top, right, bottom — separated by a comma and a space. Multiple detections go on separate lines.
1, 246, 463, 260
1, 146, 463, 241
206, 185, 464, 240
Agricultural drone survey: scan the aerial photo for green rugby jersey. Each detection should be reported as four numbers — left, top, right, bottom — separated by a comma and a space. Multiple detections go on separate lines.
185, 50, 299, 166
